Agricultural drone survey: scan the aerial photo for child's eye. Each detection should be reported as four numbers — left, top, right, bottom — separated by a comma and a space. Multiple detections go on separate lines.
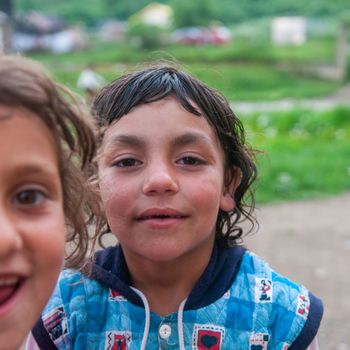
13, 189, 47, 206
177, 156, 206, 166
113, 158, 142, 167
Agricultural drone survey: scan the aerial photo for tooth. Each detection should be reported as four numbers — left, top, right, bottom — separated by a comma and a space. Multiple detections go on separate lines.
0, 277, 19, 287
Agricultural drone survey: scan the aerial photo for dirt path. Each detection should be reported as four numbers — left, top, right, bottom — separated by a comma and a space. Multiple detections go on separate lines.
246, 192, 350, 349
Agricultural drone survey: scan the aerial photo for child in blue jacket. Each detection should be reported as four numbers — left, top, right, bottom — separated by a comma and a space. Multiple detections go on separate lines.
30, 64, 323, 349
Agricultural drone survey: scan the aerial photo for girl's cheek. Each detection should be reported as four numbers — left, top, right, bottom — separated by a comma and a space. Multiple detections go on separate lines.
24, 212, 65, 255
99, 178, 115, 204
99, 172, 131, 203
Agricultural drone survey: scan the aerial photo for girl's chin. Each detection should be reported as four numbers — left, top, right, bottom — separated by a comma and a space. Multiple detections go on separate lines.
0, 329, 28, 350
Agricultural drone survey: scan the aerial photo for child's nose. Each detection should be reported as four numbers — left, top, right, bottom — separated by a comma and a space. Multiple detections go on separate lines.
142, 164, 179, 195
0, 210, 23, 257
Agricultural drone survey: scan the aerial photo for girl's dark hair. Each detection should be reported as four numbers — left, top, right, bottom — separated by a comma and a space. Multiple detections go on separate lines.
93, 63, 257, 245
0, 55, 103, 267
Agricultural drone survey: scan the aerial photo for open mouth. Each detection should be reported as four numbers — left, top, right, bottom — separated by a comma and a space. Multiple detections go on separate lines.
0, 277, 22, 306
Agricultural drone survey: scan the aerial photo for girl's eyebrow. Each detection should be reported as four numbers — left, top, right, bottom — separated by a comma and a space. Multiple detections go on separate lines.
104, 132, 215, 151
106, 134, 146, 149
170, 132, 214, 149
12, 164, 58, 177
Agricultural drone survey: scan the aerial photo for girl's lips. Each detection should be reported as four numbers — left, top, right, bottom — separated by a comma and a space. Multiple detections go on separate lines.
137, 208, 187, 220
138, 215, 186, 220
0, 276, 27, 317
0, 277, 22, 306
136, 209, 188, 229
138, 216, 186, 229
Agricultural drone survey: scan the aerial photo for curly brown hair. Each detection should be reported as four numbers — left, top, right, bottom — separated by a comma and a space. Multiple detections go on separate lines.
92, 62, 257, 246
0, 55, 103, 268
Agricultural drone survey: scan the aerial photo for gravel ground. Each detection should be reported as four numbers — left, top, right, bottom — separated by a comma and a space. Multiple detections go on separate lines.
246, 192, 350, 349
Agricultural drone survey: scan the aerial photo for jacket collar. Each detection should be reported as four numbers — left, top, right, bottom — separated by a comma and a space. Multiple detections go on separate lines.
91, 241, 246, 310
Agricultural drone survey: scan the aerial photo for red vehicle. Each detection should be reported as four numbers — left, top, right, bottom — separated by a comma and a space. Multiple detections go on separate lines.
171, 26, 231, 45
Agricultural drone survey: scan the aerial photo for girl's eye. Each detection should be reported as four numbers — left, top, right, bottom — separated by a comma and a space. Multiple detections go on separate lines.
113, 158, 142, 167
13, 189, 46, 206
177, 156, 205, 166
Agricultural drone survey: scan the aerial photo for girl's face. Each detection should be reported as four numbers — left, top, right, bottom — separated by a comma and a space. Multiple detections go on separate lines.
98, 97, 236, 267
0, 106, 65, 349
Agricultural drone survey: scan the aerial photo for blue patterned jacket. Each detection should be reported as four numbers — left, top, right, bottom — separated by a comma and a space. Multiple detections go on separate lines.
32, 242, 323, 349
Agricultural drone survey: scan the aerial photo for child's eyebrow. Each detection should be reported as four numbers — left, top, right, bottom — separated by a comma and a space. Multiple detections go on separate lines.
105, 132, 215, 149
106, 135, 146, 149
170, 132, 214, 149
14, 164, 58, 177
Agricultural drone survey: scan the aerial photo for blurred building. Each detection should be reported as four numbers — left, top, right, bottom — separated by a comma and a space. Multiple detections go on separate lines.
271, 16, 306, 45
134, 3, 173, 28
97, 20, 126, 42
12, 11, 87, 53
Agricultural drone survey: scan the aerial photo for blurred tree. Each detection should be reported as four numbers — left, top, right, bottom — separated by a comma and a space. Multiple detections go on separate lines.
103, 0, 145, 19
171, 0, 216, 27
0, 0, 13, 16
13, 0, 350, 26
127, 22, 165, 49
125, 3, 172, 49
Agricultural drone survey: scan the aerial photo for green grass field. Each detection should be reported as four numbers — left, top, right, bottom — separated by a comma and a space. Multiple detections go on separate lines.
29, 37, 344, 102
243, 107, 350, 203
51, 61, 341, 102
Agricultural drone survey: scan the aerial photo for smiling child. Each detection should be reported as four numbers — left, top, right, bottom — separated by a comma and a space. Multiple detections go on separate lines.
32, 64, 323, 349
0, 55, 99, 350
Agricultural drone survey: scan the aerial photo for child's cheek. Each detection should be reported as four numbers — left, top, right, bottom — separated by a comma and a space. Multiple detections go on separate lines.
191, 175, 222, 202
98, 170, 115, 204
98, 171, 131, 212
23, 212, 66, 264
99, 172, 116, 205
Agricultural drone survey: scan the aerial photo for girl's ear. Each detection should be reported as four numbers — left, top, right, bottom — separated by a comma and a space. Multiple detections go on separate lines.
220, 168, 241, 212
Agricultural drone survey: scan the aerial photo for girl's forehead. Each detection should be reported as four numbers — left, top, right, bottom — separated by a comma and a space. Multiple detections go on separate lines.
106, 99, 209, 130
107, 97, 212, 130
0, 105, 59, 157
99, 98, 223, 156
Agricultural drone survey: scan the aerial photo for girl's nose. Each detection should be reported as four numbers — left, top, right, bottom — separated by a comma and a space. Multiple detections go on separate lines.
142, 164, 179, 195
0, 211, 23, 257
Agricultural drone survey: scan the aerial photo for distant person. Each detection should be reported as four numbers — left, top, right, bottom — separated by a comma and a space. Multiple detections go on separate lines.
0, 55, 100, 350
31, 64, 323, 349
77, 64, 106, 104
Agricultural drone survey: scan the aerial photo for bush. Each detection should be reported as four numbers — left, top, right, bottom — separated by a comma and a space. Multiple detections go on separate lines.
127, 22, 167, 49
